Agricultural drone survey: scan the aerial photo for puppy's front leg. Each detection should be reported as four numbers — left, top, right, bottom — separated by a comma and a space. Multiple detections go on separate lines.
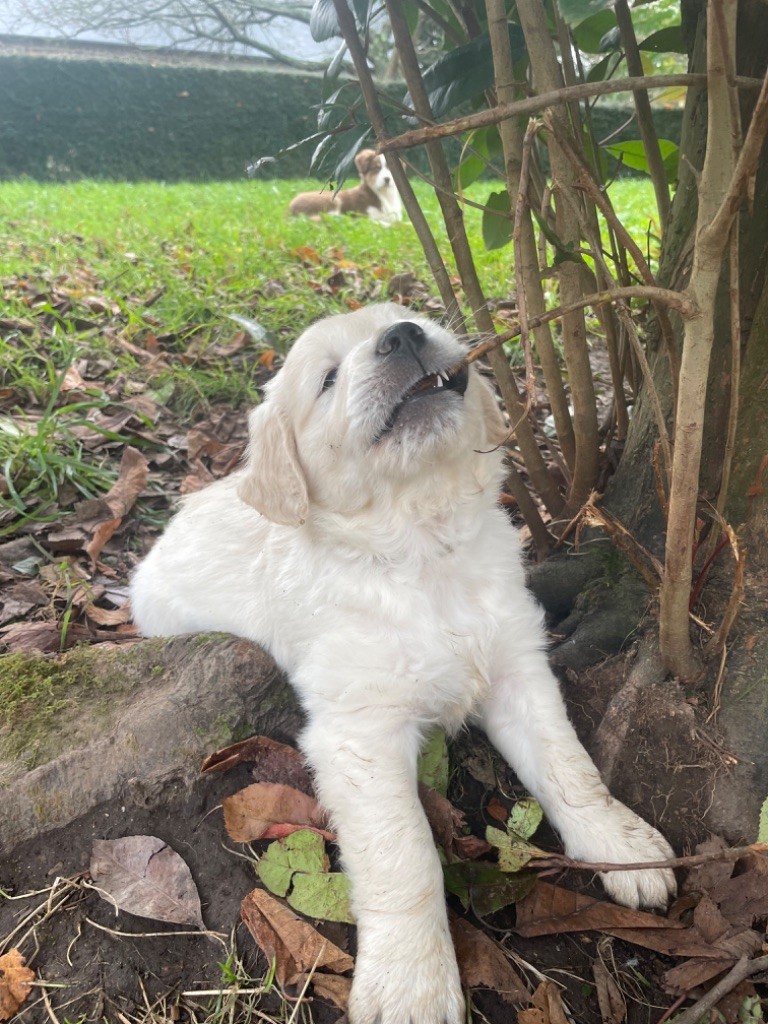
480, 642, 676, 910
301, 712, 464, 1024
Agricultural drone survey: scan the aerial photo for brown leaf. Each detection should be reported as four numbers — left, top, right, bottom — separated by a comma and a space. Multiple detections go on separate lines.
84, 517, 121, 563
682, 837, 735, 894
516, 883, 718, 958
102, 446, 148, 519
201, 735, 314, 795
517, 981, 569, 1024
450, 913, 528, 1004
486, 796, 509, 822
241, 888, 353, 987
708, 857, 768, 928
663, 956, 736, 995
418, 783, 468, 861
90, 836, 204, 927
295, 971, 351, 1010
84, 602, 133, 627
222, 782, 327, 842
593, 944, 626, 1024
0, 949, 35, 1022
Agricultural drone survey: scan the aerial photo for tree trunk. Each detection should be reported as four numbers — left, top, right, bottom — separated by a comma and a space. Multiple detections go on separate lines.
581, 0, 768, 840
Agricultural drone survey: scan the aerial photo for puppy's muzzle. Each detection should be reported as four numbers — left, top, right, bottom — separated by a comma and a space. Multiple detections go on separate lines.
376, 321, 427, 360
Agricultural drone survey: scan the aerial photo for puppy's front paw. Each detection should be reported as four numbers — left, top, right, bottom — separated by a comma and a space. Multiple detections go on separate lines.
348, 922, 464, 1024
568, 801, 676, 910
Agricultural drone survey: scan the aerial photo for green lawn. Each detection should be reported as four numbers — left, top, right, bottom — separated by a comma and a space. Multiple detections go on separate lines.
0, 176, 657, 535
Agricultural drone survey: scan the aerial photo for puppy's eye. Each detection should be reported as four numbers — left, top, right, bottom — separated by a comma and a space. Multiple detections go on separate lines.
321, 368, 338, 393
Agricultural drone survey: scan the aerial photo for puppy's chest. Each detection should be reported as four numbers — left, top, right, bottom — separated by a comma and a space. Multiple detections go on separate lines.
386, 560, 503, 726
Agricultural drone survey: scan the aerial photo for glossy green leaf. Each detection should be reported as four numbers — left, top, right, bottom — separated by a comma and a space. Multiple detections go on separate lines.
586, 53, 617, 83
481, 189, 513, 251
555, 0, 611, 29
418, 25, 526, 119
605, 138, 679, 183
639, 25, 686, 53
418, 728, 449, 796
443, 860, 536, 916
572, 9, 616, 53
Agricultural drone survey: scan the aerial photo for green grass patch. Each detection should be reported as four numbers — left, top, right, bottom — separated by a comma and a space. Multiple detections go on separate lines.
0, 176, 656, 535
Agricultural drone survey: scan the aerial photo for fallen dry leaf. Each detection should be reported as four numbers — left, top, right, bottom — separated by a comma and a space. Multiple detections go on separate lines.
222, 782, 329, 842
0, 949, 35, 1022
450, 913, 528, 1004
90, 835, 204, 928
101, 446, 149, 519
241, 888, 353, 987
201, 735, 314, 795
593, 942, 627, 1024
297, 970, 351, 1010
517, 980, 569, 1024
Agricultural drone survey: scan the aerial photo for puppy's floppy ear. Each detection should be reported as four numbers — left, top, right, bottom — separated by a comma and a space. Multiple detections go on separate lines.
354, 149, 376, 176
475, 375, 510, 447
237, 402, 309, 527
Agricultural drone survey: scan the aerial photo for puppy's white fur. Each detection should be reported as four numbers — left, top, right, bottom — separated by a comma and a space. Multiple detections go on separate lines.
132, 304, 675, 1024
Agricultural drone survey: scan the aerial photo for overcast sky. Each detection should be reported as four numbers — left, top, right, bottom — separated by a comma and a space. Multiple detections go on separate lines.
0, 2, 338, 62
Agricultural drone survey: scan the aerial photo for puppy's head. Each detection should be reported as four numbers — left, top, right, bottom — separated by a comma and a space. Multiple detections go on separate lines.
237, 304, 506, 526
354, 149, 394, 194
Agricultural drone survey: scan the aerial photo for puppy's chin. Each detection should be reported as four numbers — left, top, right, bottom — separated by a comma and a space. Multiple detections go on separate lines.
373, 391, 466, 460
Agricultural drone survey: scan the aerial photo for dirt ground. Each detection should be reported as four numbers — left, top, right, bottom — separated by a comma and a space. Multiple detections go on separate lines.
0, 665, 721, 1024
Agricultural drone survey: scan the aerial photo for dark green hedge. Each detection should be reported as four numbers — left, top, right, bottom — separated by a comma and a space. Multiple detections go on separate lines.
0, 55, 325, 181
0, 53, 682, 182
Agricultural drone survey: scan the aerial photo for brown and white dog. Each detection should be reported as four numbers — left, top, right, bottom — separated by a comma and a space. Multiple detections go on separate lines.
289, 149, 403, 225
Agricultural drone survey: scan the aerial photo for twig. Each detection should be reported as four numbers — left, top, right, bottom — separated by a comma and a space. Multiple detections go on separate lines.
463, 284, 696, 367
532, 840, 768, 875
670, 955, 768, 1024
286, 941, 327, 1024
84, 917, 228, 949
582, 503, 663, 590
380, 74, 765, 153
41, 987, 63, 1024
513, 119, 539, 406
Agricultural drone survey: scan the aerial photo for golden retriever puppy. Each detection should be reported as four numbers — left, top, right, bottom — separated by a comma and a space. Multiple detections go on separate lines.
131, 304, 674, 1024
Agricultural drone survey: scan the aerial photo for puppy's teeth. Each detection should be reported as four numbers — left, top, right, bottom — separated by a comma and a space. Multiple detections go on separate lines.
436, 376, 444, 387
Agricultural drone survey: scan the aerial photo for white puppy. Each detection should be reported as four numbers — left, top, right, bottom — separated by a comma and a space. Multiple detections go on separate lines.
131, 304, 675, 1024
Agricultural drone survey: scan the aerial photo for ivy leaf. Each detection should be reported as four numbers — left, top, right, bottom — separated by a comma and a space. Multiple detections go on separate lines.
257, 830, 354, 924
418, 728, 449, 796
289, 872, 354, 923
486, 825, 544, 873
507, 798, 543, 840
444, 860, 536, 916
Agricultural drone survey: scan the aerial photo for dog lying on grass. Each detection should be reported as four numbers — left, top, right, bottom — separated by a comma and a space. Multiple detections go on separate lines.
288, 149, 403, 224
131, 303, 675, 1024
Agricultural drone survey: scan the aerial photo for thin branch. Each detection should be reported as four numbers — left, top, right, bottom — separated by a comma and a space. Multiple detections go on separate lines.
614, 0, 671, 231
380, 74, 765, 154
464, 286, 695, 367
705, 67, 768, 248
533, 840, 768, 875
670, 955, 768, 1024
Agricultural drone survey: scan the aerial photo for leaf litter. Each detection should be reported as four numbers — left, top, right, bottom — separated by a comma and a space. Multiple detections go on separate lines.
4, 236, 768, 1022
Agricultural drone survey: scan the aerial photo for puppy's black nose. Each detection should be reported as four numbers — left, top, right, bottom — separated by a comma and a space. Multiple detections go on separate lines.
376, 321, 426, 357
